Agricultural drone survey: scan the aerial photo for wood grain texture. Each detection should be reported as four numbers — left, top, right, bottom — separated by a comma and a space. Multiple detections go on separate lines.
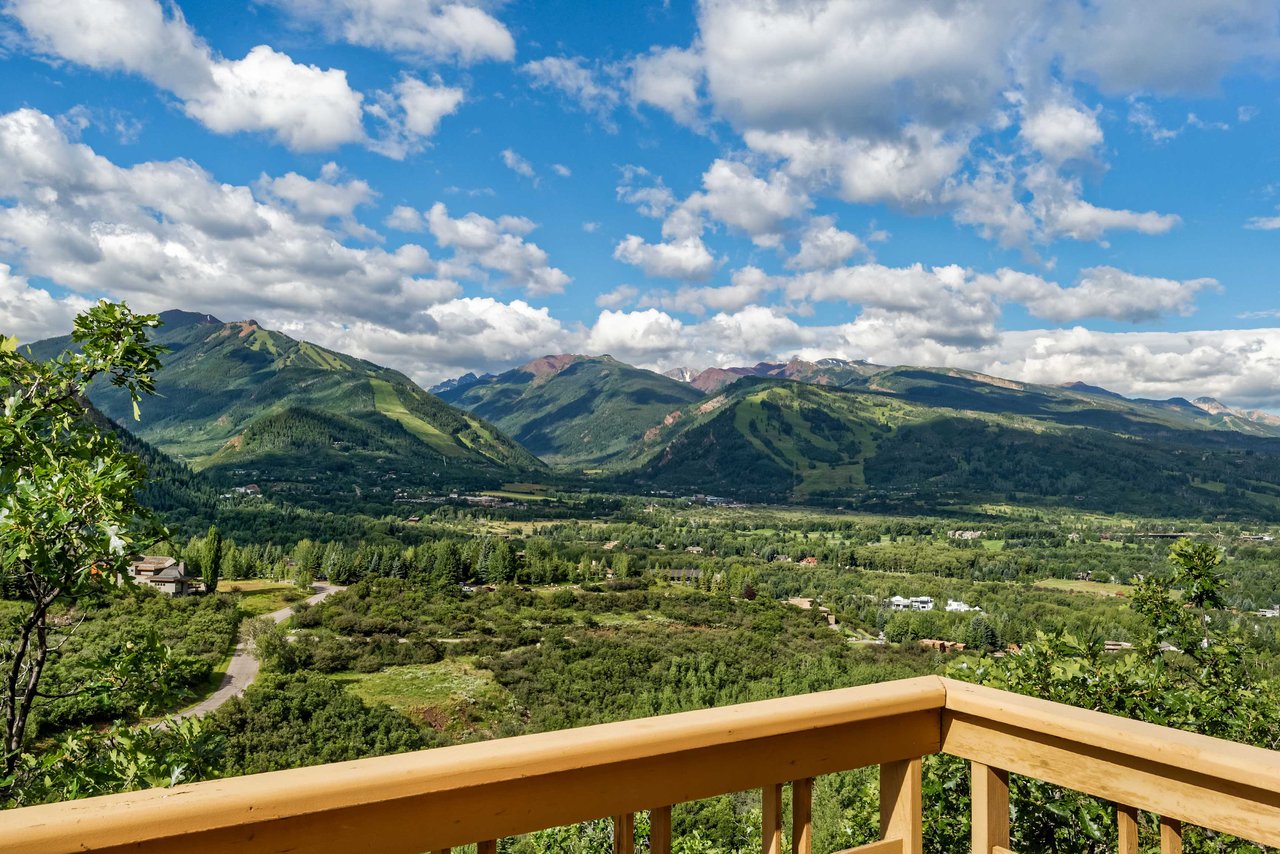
650, 806, 672, 854
1118, 804, 1140, 854
879, 759, 922, 854
763, 783, 783, 854
971, 762, 1009, 854
792, 778, 813, 854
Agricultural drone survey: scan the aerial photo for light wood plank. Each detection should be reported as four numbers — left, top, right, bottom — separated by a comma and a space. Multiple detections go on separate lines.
791, 778, 813, 854
763, 783, 783, 854
971, 762, 1009, 854
879, 759, 922, 854
833, 840, 902, 854
614, 813, 634, 854
0, 679, 945, 854
1160, 817, 1182, 854
1117, 804, 1139, 854
649, 806, 672, 854
942, 712, 1280, 847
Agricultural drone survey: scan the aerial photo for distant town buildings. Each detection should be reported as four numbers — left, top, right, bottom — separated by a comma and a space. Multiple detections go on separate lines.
886, 595, 935, 611
947, 530, 984, 540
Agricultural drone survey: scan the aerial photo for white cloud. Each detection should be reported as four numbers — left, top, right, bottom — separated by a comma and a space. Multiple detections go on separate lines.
426, 203, 569, 295
982, 266, 1217, 323
552, 163, 572, 178
0, 264, 94, 343
386, 205, 426, 232
367, 76, 464, 159
787, 217, 864, 271
629, 46, 704, 128
262, 0, 514, 64
520, 56, 622, 128
1246, 210, 1280, 231
595, 285, 639, 309
255, 162, 376, 238
613, 235, 717, 281
0, 107, 460, 326
1020, 100, 1103, 162
637, 266, 780, 316
8, 0, 367, 151
681, 159, 809, 247
501, 148, 537, 180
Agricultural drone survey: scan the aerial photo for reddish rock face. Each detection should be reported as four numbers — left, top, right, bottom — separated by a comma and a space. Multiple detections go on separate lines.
518, 353, 586, 382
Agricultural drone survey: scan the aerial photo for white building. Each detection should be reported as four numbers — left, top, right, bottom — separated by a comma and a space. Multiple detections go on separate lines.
945, 600, 980, 613
886, 595, 934, 612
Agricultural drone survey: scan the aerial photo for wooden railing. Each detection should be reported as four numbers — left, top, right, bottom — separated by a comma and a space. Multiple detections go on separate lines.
1, 675, 1277, 853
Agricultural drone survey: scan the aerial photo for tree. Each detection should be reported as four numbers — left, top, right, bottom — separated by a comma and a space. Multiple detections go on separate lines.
200, 525, 222, 593
1167, 538, 1225, 609
0, 301, 164, 780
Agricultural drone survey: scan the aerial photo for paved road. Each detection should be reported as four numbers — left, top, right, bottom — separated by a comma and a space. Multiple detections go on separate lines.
175, 583, 345, 720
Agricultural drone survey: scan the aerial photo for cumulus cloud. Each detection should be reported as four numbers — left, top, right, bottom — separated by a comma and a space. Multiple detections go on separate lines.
262, 0, 514, 64
8, 0, 367, 151
787, 217, 865, 271
0, 108, 570, 343
520, 56, 622, 128
613, 235, 717, 281
426, 203, 569, 295
629, 46, 704, 128
0, 264, 94, 343
1020, 99, 1103, 162
367, 76, 464, 159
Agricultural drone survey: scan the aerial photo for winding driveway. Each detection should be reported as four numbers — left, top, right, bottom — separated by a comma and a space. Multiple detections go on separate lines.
175, 582, 345, 720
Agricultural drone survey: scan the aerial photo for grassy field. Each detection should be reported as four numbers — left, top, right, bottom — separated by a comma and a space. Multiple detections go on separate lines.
1034, 578, 1132, 597
336, 658, 510, 737
223, 580, 307, 615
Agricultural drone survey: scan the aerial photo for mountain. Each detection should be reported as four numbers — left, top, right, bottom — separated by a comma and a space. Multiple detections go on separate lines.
26, 312, 543, 506
662, 367, 699, 383
429, 371, 494, 396
437, 354, 706, 466
620, 370, 1280, 518
680, 358, 883, 393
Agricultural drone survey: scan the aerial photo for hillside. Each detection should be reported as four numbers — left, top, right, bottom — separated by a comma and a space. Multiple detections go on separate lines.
26, 311, 543, 505
621, 373, 1280, 519
669, 357, 882, 393
437, 355, 705, 465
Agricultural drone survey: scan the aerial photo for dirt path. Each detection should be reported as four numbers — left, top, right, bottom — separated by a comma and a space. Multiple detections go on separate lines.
174, 583, 345, 720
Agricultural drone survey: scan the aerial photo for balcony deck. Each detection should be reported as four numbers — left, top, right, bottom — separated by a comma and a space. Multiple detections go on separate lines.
1, 675, 1277, 853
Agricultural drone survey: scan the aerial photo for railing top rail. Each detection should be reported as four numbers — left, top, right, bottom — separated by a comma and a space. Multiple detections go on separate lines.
0, 676, 945, 853
940, 678, 1280, 793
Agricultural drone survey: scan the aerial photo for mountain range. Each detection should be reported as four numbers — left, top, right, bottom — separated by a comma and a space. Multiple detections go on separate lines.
25, 311, 541, 508
22, 310, 1280, 519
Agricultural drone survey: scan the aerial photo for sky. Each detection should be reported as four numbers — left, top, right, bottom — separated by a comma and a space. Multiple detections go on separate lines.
2, 1, 1280, 408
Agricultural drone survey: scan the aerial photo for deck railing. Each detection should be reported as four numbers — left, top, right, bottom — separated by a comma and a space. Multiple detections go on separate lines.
2, 675, 1278, 853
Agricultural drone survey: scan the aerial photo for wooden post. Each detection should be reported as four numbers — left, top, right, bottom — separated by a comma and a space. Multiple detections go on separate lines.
476, 843, 497, 854
971, 762, 1010, 854
791, 778, 813, 854
1117, 805, 1139, 854
1160, 816, 1182, 854
879, 758, 922, 854
763, 783, 784, 854
650, 806, 672, 854
614, 813, 634, 854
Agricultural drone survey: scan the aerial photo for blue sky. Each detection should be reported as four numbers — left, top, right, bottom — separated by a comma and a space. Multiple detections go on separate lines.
2, 1, 1280, 408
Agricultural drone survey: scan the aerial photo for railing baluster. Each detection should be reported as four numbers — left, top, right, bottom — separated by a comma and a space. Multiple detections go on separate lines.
970, 761, 1010, 854
614, 813, 635, 854
1117, 805, 1139, 854
879, 758, 922, 854
792, 778, 813, 854
763, 782, 784, 854
1160, 816, 1182, 854
476, 842, 497, 854
649, 806, 673, 854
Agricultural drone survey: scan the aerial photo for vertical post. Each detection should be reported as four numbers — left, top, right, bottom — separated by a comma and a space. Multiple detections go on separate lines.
1160, 816, 1182, 854
650, 806, 673, 854
1117, 805, 1139, 854
879, 758, 923, 854
763, 782, 784, 854
476, 843, 497, 854
791, 778, 813, 854
614, 813, 635, 854
970, 762, 1010, 854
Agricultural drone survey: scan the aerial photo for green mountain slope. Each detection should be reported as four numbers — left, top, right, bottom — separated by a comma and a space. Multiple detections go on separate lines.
437, 354, 706, 465
622, 374, 1280, 519
25, 311, 543, 504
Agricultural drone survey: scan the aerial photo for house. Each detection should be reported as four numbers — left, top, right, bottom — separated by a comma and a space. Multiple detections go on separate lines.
947, 530, 984, 540
127, 556, 197, 597
945, 600, 980, 613
919, 639, 966, 653
886, 595, 934, 612
685, 546, 704, 554
798, 557, 819, 566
